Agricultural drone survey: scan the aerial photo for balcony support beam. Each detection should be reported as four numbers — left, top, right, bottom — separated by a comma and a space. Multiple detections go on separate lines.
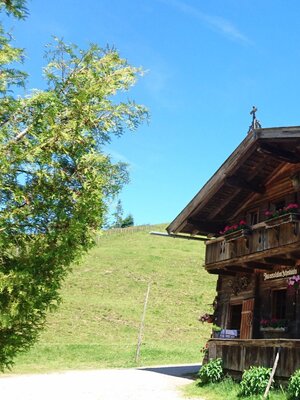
263, 257, 296, 267
288, 251, 300, 260
244, 261, 274, 270
209, 269, 237, 276
224, 265, 253, 274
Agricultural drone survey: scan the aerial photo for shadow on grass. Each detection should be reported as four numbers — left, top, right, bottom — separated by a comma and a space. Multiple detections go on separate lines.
138, 364, 200, 380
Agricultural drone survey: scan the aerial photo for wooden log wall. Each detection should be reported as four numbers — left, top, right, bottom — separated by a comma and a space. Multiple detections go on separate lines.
208, 339, 300, 378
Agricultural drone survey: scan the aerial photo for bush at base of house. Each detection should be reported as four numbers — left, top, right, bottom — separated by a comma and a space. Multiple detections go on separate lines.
288, 368, 300, 399
197, 358, 223, 385
239, 366, 272, 397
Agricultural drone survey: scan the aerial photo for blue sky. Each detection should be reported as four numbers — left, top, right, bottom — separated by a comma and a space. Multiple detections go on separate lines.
4, 0, 300, 225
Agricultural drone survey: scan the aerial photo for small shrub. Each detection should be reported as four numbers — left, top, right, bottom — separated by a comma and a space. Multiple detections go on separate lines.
239, 366, 272, 397
288, 368, 300, 399
197, 358, 223, 385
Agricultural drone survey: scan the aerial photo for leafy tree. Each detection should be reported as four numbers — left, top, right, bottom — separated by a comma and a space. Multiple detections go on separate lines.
0, 1, 147, 369
111, 200, 134, 228
112, 199, 124, 228
121, 214, 134, 228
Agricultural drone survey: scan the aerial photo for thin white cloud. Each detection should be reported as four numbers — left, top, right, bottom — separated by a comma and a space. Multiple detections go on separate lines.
145, 67, 179, 109
107, 149, 138, 170
160, 0, 252, 45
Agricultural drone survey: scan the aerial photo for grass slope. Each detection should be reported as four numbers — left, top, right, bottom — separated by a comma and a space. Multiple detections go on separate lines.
11, 224, 216, 373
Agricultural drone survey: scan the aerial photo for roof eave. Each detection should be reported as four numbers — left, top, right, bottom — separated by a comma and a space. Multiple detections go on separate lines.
167, 126, 300, 235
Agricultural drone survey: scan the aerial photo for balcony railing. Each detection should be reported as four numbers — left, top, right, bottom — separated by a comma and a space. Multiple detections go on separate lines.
207, 339, 300, 378
205, 216, 300, 268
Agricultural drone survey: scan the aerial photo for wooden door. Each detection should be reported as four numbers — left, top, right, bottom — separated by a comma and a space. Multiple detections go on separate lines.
240, 298, 255, 339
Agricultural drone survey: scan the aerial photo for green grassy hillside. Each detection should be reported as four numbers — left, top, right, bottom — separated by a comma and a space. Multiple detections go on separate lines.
11, 224, 217, 373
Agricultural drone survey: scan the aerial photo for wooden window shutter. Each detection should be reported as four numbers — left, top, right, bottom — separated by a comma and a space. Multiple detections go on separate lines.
240, 298, 255, 339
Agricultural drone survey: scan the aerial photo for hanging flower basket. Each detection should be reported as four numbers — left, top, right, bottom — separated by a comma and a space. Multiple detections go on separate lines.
199, 313, 214, 323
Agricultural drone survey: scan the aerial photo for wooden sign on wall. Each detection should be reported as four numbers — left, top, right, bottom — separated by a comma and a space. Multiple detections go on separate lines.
263, 268, 298, 281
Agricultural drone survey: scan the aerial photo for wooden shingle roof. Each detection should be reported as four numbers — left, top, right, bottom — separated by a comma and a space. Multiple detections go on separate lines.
167, 126, 300, 236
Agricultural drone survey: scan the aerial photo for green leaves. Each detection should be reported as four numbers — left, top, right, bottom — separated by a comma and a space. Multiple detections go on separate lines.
239, 366, 272, 397
288, 369, 300, 399
197, 358, 224, 385
0, 14, 147, 369
0, 0, 28, 19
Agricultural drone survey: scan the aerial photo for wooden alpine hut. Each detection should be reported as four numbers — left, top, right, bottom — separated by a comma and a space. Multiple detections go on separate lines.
167, 109, 300, 378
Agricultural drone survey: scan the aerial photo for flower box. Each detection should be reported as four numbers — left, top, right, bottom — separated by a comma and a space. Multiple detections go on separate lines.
260, 327, 288, 339
260, 327, 287, 332
265, 212, 300, 228
224, 228, 252, 242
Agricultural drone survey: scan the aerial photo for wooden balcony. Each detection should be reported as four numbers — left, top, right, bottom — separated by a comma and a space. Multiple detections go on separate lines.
205, 216, 300, 273
207, 338, 300, 378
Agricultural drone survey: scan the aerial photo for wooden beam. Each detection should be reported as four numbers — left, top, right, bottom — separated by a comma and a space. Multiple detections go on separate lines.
224, 153, 272, 222
263, 257, 296, 267
150, 231, 207, 241
288, 251, 300, 260
225, 175, 265, 194
207, 269, 236, 276
244, 261, 274, 270
257, 143, 300, 164
187, 218, 221, 234
224, 265, 253, 274
208, 188, 240, 219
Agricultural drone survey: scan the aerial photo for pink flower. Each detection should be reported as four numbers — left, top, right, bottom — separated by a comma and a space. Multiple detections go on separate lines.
288, 275, 300, 288
285, 203, 299, 211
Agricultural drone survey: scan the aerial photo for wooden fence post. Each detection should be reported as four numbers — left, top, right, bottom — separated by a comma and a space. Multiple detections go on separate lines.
263, 347, 281, 399
135, 283, 151, 364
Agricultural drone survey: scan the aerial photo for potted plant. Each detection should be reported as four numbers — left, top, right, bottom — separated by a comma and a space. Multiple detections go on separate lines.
199, 313, 214, 323
212, 324, 222, 338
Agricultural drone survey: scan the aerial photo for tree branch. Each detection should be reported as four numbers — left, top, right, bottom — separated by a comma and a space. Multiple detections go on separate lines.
14, 126, 29, 141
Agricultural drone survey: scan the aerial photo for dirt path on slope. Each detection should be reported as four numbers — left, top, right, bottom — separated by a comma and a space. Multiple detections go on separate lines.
0, 364, 201, 400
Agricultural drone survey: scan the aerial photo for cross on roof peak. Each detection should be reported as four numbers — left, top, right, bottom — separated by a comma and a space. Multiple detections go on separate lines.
248, 105, 261, 134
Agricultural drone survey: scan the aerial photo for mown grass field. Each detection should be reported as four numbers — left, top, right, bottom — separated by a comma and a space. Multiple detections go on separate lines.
183, 378, 287, 400
10, 224, 216, 373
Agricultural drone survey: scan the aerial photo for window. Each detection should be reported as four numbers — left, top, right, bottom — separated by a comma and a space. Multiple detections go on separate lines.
272, 289, 286, 319
275, 200, 285, 212
230, 304, 242, 330
247, 209, 259, 226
